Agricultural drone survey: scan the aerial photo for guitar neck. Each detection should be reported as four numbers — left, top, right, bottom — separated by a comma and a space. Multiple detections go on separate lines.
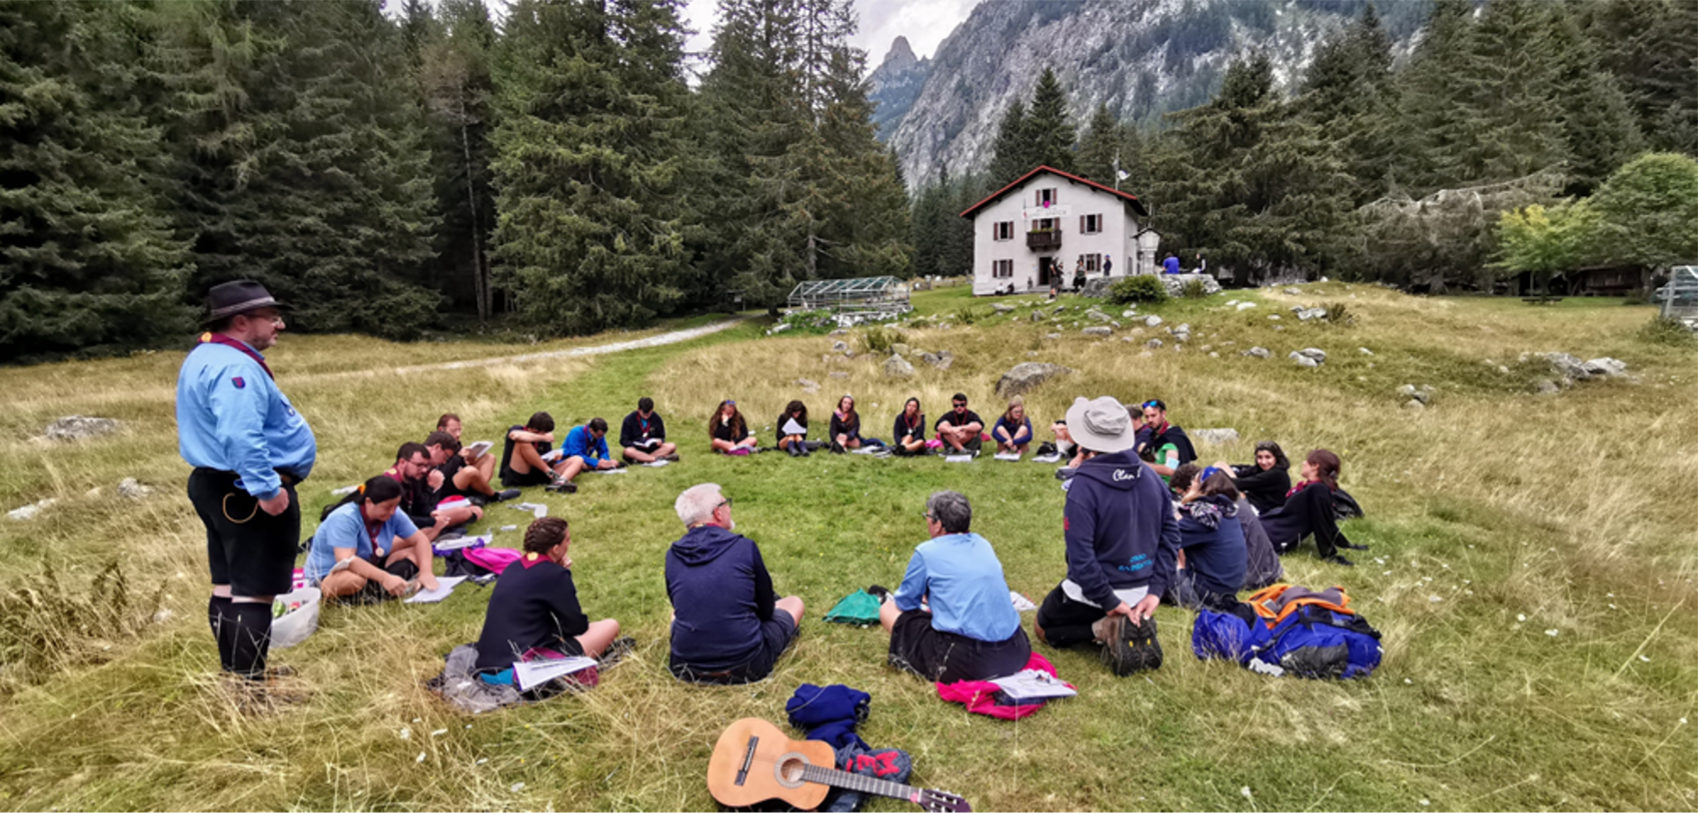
798, 763, 919, 805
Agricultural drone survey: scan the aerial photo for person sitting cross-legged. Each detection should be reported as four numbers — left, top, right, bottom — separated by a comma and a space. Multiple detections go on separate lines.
709, 400, 759, 455
473, 516, 623, 689
1167, 467, 1248, 613
500, 411, 563, 488
620, 397, 678, 464
934, 392, 984, 456
666, 483, 805, 684
871, 491, 1032, 683
829, 394, 865, 453
547, 418, 619, 494
425, 431, 520, 506
992, 397, 1034, 456
387, 441, 481, 541
437, 413, 496, 484
1034, 397, 1178, 677
306, 476, 441, 603
891, 397, 927, 456
775, 400, 811, 457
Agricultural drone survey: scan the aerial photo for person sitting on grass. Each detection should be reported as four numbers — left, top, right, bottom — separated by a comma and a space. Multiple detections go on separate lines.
1046, 419, 1088, 480
935, 393, 984, 456
387, 442, 482, 541
500, 412, 561, 488
426, 431, 521, 506
992, 397, 1034, 456
829, 394, 864, 453
776, 400, 811, 457
1136, 399, 1195, 483
547, 418, 619, 494
870, 491, 1031, 683
666, 483, 805, 684
620, 397, 679, 464
473, 516, 624, 689
305, 476, 441, 603
437, 413, 496, 484
1260, 449, 1364, 567
1172, 464, 1282, 593
891, 397, 927, 456
1218, 441, 1291, 515
709, 400, 758, 455
1034, 397, 1177, 677
1167, 467, 1247, 612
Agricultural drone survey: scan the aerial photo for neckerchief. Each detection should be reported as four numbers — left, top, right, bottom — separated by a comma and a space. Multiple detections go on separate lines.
200, 332, 274, 380
358, 502, 387, 557
1287, 479, 1319, 498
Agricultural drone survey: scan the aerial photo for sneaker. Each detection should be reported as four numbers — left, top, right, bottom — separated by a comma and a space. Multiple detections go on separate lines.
1054, 466, 1078, 481
664, 453, 680, 462
866, 584, 892, 603
599, 636, 637, 669
545, 479, 577, 494
493, 488, 522, 502
1322, 554, 1355, 567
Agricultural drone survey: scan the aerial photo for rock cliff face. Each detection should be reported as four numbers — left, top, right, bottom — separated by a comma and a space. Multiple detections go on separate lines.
870, 0, 1427, 184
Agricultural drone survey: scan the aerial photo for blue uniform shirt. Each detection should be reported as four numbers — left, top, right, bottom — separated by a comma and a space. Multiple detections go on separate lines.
176, 338, 316, 500
1163, 256, 1181, 274
304, 502, 419, 582
563, 424, 609, 465
893, 532, 1022, 643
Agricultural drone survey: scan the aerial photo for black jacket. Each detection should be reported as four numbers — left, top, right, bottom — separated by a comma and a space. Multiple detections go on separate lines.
1232, 463, 1292, 515
829, 412, 860, 441
619, 411, 666, 450
474, 555, 588, 671
1260, 481, 1354, 559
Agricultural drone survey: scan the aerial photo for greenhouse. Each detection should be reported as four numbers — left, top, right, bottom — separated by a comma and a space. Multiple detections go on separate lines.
785, 277, 911, 323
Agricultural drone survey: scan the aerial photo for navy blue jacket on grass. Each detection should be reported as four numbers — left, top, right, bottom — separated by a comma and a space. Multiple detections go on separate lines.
665, 525, 778, 671
1063, 449, 1179, 609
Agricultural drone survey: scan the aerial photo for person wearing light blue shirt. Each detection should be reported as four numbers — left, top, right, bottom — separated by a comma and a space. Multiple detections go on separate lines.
304, 476, 440, 601
871, 491, 1032, 683
176, 280, 316, 683
548, 418, 620, 494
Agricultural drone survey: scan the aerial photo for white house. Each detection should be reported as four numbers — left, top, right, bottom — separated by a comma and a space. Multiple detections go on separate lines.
959, 166, 1160, 296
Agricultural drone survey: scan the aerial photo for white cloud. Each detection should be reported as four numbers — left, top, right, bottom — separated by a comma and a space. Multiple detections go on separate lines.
681, 0, 980, 70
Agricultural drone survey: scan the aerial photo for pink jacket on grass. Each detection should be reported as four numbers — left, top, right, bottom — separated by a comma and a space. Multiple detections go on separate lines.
935, 652, 1072, 720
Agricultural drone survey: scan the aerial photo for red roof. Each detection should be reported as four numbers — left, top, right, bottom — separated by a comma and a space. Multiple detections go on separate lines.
959, 165, 1148, 219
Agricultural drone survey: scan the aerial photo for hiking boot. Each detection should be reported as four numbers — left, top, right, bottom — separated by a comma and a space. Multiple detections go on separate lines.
599, 636, 637, 669
830, 441, 845, 454
1126, 614, 1162, 673
493, 488, 522, 502
1092, 614, 1136, 676
1322, 554, 1355, 567
1054, 466, 1078, 481
866, 584, 892, 603
664, 453, 680, 462
545, 479, 577, 494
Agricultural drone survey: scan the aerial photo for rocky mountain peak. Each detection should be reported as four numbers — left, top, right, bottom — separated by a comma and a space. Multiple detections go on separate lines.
881, 36, 918, 72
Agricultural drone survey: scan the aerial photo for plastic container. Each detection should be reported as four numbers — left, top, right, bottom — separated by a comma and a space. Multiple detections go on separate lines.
270, 586, 321, 650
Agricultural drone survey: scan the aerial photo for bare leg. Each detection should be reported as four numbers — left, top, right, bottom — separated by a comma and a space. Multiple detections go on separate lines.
712, 438, 735, 453
512, 443, 550, 476
387, 537, 438, 590
845, 438, 861, 449
319, 570, 369, 599
557, 456, 588, 482
575, 618, 620, 658
473, 453, 496, 481
775, 595, 806, 626
654, 442, 677, 458
624, 446, 658, 464
737, 437, 759, 451
878, 595, 902, 633
453, 466, 496, 497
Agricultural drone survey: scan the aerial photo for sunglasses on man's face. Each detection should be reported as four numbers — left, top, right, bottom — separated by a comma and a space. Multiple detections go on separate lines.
952, 402, 966, 409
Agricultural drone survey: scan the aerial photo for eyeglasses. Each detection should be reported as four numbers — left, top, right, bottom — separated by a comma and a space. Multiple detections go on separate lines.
716, 498, 732, 510
952, 402, 967, 408
921, 512, 936, 522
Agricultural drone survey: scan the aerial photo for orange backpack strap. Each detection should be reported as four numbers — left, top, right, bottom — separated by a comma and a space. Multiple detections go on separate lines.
1250, 584, 1355, 625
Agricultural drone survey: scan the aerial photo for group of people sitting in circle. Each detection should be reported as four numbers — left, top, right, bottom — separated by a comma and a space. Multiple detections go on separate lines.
709, 392, 1056, 459
300, 391, 1363, 690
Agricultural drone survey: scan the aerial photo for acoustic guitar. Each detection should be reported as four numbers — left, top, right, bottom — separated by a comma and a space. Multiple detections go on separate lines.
707, 718, 971, 812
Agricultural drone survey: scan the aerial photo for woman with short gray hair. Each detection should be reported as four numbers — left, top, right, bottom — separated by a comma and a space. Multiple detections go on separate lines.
868, 490, 1031, 683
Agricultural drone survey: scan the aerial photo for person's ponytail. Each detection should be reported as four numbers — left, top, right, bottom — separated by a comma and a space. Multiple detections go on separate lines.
319, 475, 404, 522
1307, 449, 1341, 491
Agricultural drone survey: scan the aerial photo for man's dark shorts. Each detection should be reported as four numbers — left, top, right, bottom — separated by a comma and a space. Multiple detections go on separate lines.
500, 466, 553, 488
189, 468, 300, 597
888, 609, 1031, 684
669, 609, 797, 685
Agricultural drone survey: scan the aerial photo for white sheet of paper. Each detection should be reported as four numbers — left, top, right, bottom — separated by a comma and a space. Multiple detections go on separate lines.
541, 449, 564, 462
514, 656, 599, 690
1010, 591, 1037, 612
990, 669, 1077, 702
404, 576, 467, 604
782, 418, 807, 436
944, 454, 973, 463
994, 452, 1022, 462
433, 534, 489, 552
465, 440, 493, 459
644, 459, 670, 468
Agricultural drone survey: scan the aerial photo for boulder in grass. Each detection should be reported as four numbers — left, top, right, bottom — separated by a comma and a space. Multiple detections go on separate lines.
991, 303, 1014, 313
1243, 347, 1271, 359
797, 378, 820, 394
1144, 315, 1163, 327
1582, 357, 1628, 377
831, 340, 848, 353
45, 416, 121, 443
1082, 326, 1112, 336
118, 478, 153, 500
1290, 352, 1319, 368
1296, 347, 1327, 363
1192, 428, 1240, 446
883, 355, 914, 379
1531, 352, 1590, 382
995, 362, 1072, 398
1146, 338, 1163, 349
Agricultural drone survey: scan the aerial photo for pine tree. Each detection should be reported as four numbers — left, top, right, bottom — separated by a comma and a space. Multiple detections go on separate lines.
1075, 103, 1121, 185
1301, 2, 1397, 204
987, 98, 1031, 185
1451, 0, 1569, 184
1545, 4, 1641, 196
1393, 0, 1480, 191
0, 0, 193, 361
1025, 67, 1076, 173
1577, 0, 1698, 154
418, 0, 499, 320
491, 0, 695, 333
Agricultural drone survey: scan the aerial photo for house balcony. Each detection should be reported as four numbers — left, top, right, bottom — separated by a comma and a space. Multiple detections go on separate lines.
1027, 230, 1062, 251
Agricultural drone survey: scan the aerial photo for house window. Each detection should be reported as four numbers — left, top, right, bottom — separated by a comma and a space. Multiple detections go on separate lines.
1077, 254, 1102, 273
1031, 218, 1055, 233
992, 259, 1014, 279
1036, 188, 1057, 206
993, 221, 1014, 241
1080, 214, 1103, 234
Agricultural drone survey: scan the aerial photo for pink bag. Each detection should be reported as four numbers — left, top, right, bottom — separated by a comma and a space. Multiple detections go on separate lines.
463, 546, 523, 575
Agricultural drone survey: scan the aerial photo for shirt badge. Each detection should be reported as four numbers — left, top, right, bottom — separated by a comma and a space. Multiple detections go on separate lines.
232, 376, 246, 389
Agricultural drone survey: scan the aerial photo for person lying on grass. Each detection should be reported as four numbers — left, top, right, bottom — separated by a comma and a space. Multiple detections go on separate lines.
776, 400, 811, 457
1259, 449, 1365, 567
305, 476, 440, 602
546, 418, 619, 494
992, 397, 1034, 456
1216, 441, 1291, 515
1034, 396, 1177, 677
869, 491, 1031, 683
386, 441, 481, 541
829, 394, 864, 453
500, 411, 563, 488
666, 483, 805, 684
709, 400, 758, 455
437, 413, 495, 483
891, 397, 927, 456
620, 397, 679, 464
473, 516, 622, 687
1166, 467, 1248, 613
935, 392, 984, 456
426, 431, 520, 506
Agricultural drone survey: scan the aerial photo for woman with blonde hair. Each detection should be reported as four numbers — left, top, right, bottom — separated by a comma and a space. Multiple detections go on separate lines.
991, 396, 1033, 456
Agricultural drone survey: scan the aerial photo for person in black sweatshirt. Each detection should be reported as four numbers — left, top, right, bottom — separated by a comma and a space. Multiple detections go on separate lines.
1035, 397, 1178, 677
474, 517, 622, 683
1220, 441, 1291, 514
776, 400, 811, 457
891, 397, 927, 456
828, 394, 863, 453
620, 397, 678, 464
665, 483, 806, 683
1259, 449, 1364, 567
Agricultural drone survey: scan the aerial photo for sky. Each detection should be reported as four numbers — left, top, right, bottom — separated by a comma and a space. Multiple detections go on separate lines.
679, 0, 982, 71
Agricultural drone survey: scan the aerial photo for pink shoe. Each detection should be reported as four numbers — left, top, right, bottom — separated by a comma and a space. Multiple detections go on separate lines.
726, 447, 752, 456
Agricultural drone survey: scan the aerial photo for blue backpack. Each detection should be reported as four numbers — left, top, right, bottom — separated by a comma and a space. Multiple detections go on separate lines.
1192, 584, 1383, 679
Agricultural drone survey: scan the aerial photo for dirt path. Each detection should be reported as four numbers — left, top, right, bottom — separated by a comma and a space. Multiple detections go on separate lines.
380, 318, 748, 376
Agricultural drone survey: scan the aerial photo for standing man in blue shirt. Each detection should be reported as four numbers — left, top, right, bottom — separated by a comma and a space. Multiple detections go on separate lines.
176, 280, 317, 684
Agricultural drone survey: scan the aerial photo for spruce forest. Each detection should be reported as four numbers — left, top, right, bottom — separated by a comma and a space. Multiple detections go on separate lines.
2, 0, 1694, 364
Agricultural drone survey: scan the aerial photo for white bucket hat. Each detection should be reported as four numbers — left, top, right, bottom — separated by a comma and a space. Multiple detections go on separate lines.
1064, 396, 1137, 454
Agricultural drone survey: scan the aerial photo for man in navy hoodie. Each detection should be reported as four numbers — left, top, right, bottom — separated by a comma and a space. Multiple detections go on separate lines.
665, 483, 806, 684
1035, 397, 1179, 676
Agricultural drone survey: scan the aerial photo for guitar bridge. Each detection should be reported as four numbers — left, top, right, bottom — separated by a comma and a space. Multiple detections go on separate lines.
735, 736, 758, 786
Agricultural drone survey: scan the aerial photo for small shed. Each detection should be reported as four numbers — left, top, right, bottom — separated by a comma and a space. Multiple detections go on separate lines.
786, 277, 911, 321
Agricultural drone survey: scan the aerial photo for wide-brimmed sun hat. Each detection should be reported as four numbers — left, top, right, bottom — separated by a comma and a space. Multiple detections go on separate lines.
1064, 396, 1137, 454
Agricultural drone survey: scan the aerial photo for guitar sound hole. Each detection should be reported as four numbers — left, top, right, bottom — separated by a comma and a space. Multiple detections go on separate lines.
773, 753, 810, 788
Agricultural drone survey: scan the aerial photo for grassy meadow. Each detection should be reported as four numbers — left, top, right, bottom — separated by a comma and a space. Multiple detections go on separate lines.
0, 283, 1693, 811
